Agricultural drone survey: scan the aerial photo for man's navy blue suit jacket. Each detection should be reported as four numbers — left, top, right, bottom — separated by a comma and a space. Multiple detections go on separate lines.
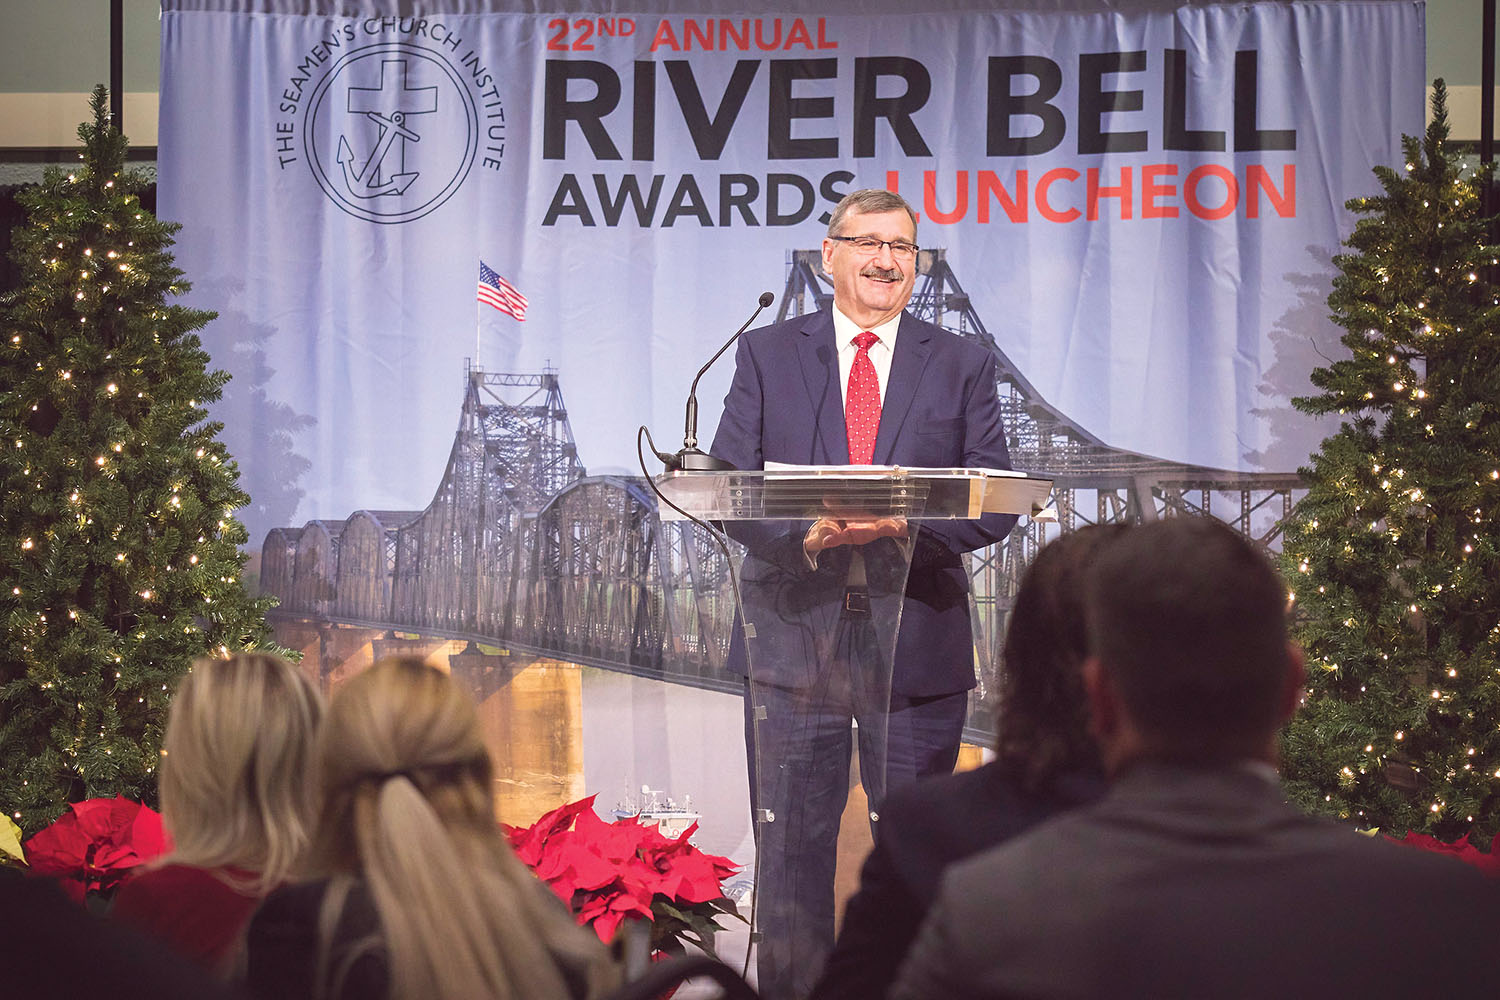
709, 307, 1018, 697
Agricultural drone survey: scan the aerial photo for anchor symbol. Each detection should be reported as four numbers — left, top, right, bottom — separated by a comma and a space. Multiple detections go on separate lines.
337, 59, 436, 200
338, 111, 420, 197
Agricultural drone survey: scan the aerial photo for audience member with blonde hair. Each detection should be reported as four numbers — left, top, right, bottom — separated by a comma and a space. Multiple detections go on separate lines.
244, 656, 620, 1000
112, 651, 324, 973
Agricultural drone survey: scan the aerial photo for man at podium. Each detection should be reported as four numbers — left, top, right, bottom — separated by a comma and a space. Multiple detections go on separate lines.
710, 188, 1019, 999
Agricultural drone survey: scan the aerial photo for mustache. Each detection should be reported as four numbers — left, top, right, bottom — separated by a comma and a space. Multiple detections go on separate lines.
860, 265, 903, 281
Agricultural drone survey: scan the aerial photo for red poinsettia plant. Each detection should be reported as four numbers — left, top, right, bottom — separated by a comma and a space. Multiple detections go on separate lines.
505, 795, 743, 956
1389, 829, 1500, 877
22, 796, 172, 902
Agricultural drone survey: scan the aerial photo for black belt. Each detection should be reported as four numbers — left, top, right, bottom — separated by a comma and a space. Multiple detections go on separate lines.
844, 589, 871, 614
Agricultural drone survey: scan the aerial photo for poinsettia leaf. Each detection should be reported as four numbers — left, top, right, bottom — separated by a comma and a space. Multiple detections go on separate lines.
652, 898, 691, 923
509, 795, 599, 865
121, 798, 171, 858
593, 905, 643, 944
659, 851, 733, 903
66, 798, 118, 839
609, 895, 655, 924
705, 897, 748, 922
548, 795, 599, 832
23, 813, 92, 873
553, 839, 628, 894
577, 889, 618, 921
1391, 830, 1500, 877
579, 808, 658, 863
601, 853, 663, 900
675, 914, 729, 961
677, 929, 720, 960
647, 900, 697, 955
641, 823, 675, 849
92, 842, 144, 872
615, 878, 655, 911
681, 909, 723, 935
508, 824, 546, 868
0, 816, 25, 865
652, 898, 728, 945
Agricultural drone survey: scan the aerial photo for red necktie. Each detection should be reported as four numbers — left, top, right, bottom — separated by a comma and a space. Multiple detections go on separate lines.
846, 331, 881, 465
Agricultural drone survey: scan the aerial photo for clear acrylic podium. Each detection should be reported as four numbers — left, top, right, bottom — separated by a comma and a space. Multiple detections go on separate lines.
655, 466, 1051, 998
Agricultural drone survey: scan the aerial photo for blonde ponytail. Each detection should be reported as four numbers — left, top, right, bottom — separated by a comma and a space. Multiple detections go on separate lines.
304, 658, 618, 1000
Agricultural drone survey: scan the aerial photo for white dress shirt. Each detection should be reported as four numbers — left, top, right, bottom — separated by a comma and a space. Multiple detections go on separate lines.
832, 306, 900, 413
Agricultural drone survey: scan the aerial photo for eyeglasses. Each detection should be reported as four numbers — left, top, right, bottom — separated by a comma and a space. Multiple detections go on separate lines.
828, 235, 920, 260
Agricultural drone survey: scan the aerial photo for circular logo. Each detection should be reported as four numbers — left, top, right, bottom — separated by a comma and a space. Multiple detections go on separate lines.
304, 42, 478, 224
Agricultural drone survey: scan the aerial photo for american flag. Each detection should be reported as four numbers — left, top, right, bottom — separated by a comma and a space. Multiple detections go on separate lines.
477, 261, 528, 321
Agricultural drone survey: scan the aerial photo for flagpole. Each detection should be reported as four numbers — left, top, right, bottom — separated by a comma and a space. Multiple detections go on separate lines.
475, 287, 482, 370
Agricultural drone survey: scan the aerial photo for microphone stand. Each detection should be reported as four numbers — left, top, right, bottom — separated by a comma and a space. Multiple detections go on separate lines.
657, 291, 774, 472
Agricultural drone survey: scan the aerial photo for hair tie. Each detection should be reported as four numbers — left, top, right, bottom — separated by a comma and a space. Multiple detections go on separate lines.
366, 760, 475, 786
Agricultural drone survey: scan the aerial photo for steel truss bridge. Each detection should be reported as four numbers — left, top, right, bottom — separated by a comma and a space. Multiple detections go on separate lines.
261, 251, 1303, 739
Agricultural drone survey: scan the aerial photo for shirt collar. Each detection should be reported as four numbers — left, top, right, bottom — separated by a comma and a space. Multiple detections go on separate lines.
1115, 757, 1284, 788
832, 305, 901, 352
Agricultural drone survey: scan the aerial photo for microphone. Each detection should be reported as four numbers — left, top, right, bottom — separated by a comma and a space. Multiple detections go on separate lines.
666, 291, 774, 472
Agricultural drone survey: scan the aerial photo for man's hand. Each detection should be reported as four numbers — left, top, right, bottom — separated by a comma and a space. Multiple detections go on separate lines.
804, 517, 908, 565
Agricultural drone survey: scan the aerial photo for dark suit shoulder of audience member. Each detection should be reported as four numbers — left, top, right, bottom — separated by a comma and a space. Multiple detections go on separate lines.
812, 762, 1103, 1000
0, 868, 247, 1000
811, 526, 1126, 1000
895, 762, 1500, 1000
245, 877, 385, 1000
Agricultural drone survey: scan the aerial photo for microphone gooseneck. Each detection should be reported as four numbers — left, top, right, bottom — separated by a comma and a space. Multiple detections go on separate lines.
668, 292, 775, 472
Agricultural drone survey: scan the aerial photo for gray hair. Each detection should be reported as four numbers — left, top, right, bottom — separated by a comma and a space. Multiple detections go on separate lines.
827, 188, 918, 239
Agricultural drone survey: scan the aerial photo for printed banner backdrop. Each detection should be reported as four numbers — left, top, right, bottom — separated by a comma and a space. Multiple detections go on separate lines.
158, 0, 1423, 546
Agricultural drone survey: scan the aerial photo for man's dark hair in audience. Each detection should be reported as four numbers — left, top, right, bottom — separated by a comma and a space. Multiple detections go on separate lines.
1084, 514, 1294, 767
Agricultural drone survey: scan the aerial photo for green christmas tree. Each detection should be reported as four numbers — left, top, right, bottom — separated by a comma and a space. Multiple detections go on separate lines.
0, 87, 279, 832
1279, 81, 1500, 841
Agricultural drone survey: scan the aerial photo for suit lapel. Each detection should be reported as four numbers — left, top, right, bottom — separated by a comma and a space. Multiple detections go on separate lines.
797, 311, 848, 464
872, 312, 933, 464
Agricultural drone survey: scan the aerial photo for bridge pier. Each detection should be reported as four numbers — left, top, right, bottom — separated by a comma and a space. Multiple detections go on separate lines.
449, 641, 533, 702
470, 656, 586, 825
270, 619, 385, 691
370, 631, 452, 668
271, 618, 334, 689
316, 625, 379, 688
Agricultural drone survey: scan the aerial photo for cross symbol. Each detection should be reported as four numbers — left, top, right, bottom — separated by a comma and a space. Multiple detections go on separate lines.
347, 60, 437, 182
